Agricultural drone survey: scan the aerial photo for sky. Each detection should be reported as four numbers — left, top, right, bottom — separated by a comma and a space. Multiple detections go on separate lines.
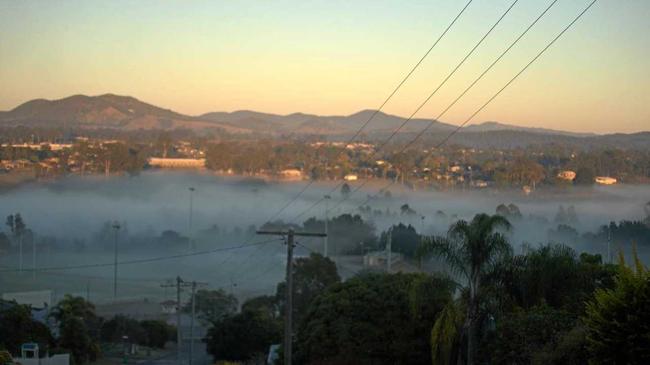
0, 0, 648, 133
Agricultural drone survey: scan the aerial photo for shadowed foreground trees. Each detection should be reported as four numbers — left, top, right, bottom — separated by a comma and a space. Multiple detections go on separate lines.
49, 295, 101, 365
480, 246, 618, 364
100, 316, 175, 349
205, 253, 338, 364
204, 305, 281, 363
183, 289, 237, 324
0, 302, 54, 356
583, 250, 650, 364
295, 272, 455, 365
275, 253, 341, 326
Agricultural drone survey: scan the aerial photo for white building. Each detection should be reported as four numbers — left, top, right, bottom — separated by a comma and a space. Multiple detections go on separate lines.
595, 176, 617, 185
280, 169, 303, 180
12, 343, 70, 365
147, 158, 206, 168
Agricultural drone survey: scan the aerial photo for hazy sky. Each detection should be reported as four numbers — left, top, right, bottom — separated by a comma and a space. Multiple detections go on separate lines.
1, 0, 648, 133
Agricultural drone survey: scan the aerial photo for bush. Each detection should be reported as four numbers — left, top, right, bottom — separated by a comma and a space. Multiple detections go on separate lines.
583, 252, 650, 364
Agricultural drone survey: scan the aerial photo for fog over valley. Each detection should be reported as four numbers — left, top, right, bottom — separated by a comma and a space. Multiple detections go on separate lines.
2, 171, 648, 304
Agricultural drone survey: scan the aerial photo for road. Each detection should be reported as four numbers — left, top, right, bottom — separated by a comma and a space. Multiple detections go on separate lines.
137, 318, 210, 365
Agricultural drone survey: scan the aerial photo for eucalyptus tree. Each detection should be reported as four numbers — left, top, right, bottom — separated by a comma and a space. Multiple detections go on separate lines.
418, 213, 511, 365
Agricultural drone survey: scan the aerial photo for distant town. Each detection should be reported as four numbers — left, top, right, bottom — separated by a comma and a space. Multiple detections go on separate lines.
1, 128, 647, 193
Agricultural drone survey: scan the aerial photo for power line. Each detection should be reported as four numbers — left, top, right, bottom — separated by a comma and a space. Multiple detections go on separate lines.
262, 0, 474, 224
338, 0, 599, 211
225, 235, 286, 280
289, 0, 524, 223
222, 1, 476, 277
0, 265, 165, 286
328, 0, 560, 211
0, 238, 280, 273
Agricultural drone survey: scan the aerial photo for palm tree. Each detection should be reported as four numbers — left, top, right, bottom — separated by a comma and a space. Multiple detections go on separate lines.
419, 213, 511, 365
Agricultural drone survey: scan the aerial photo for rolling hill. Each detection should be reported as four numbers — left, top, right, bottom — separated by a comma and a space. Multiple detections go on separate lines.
1, 94, 648, 149
0, 94, 248, 133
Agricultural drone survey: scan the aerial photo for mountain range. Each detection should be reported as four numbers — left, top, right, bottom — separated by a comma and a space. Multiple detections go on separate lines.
1, 94, 646, 148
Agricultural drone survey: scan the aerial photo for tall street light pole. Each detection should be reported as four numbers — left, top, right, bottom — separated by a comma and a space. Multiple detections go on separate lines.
419, 215, 425, 269
19, 233, 23, 273
324, 195, 331, 258
112, 222, 121, 302
32, 235, 36, 280
188, 187, 195, 252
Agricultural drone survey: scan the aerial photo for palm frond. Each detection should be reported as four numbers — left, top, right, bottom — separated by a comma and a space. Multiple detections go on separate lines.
418, 236, 468, 279
431, 301, 464, 365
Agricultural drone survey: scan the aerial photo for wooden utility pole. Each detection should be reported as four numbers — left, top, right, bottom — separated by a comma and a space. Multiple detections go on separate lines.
256, 229, 326, 365
161, 276, 192, 364
189, 280, 207, 365
175, 277, 183, 364
189, 281, 196, 365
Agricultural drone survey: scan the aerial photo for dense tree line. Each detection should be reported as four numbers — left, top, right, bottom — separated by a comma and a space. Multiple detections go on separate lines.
0, 295, 175, 365
203, 213, 649, 365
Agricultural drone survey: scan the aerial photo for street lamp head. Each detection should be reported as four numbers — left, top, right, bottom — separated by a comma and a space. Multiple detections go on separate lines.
189, 187, 195, 192
112, 222, 121, 230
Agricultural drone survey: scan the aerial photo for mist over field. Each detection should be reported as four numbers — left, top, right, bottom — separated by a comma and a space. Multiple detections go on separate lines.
1, 171, 648, 303
2, 171, 647, 237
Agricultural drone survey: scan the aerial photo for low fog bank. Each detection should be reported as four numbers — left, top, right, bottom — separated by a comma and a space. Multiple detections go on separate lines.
1, 171, 645, 239
1, 171, 649, 302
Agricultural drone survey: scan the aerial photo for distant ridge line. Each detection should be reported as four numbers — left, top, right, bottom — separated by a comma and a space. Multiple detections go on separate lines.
0, 93, 645, 138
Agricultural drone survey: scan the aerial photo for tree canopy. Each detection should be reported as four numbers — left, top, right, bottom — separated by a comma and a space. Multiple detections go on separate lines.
583, 250, 650, 364
295, 272, 455, 365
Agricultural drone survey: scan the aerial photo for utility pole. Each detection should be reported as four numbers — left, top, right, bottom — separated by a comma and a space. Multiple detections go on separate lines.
189, 280, 207, 365
387, 228, 392, 273
256, 229, 326, 365
176, 277, 182, 365
161, 277, 193, 365
607, 224, 612, 264
112, 222, 121, 302
324, 195, 331, 258
190, 281, 196, 365
188, 187, 195, 252
32, 235, 36, 280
